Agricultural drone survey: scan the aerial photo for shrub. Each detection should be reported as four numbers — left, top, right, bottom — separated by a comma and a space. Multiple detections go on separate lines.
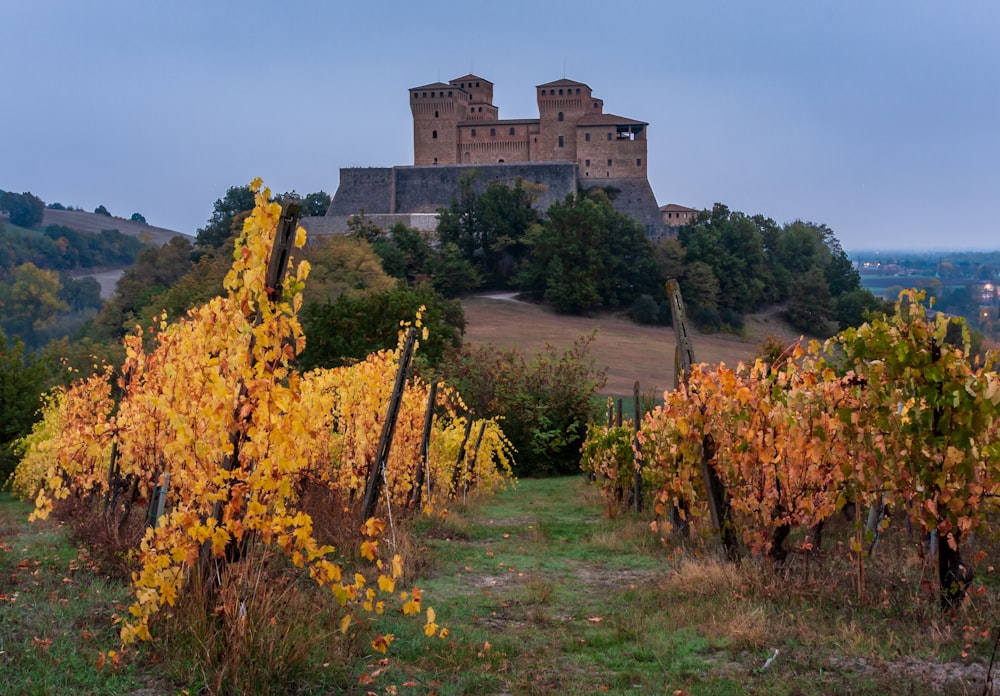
630, 294, 660, 325
442, 332, 606, 476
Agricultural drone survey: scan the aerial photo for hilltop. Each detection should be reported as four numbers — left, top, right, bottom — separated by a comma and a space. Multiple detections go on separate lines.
40, 208, 188, 247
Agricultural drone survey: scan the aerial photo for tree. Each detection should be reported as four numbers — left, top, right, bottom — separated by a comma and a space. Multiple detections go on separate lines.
441, 333, 606, 476
303, 191, 331, 217
298, 284, 465, 371
196, 185, 255, 249
299, 234, 395, 306
436, 174, 541, 289
785, 266, 835, 335
0, 329, 50, 481
94, 204, 111, 216
130, 212, 147, 223
517, 192, 657, 314
0, 263, 69, 350
1, 191, 45, 228
89, 235, 194, 341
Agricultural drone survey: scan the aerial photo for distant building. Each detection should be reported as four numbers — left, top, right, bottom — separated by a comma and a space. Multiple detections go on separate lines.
410, 75, 648, 181
306, 74, 672, 239
659, 203, 699, 227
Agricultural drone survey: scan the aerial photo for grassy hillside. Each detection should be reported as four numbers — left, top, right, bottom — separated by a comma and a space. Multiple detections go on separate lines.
461, 295, 801, 397
41, 209, 186, 247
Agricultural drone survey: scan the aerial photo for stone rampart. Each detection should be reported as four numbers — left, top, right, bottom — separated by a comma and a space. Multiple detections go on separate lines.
324, 163, 668, 239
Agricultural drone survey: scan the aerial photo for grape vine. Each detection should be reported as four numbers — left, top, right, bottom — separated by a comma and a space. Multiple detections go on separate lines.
21, 179, 514, 649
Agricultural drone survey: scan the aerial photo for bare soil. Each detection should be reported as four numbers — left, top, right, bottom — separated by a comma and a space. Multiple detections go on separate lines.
461, 294, 802, 396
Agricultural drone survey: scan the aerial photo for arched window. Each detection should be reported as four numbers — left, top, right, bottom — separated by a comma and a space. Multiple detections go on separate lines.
434, 110, 439, 118
558, 111, 564, 122
490, 128, 496, 136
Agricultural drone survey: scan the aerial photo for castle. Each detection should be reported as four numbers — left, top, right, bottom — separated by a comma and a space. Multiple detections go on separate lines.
305, 74, 668, 238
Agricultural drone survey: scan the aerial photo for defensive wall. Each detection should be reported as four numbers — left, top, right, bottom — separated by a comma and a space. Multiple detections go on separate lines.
302, 162, 668, 240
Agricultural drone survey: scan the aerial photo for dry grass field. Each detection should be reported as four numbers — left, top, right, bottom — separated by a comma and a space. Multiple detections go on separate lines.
462, 294, 803, 396
42, 208, 186, 247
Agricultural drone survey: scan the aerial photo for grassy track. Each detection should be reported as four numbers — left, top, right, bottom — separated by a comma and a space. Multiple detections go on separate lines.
371, 478, 995, 695
4, 482, 997, 694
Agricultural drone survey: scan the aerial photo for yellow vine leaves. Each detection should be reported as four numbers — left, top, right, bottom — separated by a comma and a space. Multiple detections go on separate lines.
20, 179, 511, 648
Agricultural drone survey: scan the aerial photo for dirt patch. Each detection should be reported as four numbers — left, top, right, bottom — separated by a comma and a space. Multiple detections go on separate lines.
461, 295, 801, 396
827, 655, 994, 694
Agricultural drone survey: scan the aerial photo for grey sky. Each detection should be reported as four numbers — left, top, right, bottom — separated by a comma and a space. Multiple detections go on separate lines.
3, 1, 998, 251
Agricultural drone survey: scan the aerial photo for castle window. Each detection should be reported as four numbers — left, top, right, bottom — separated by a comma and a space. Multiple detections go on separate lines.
559, 88, 564, 95
509, 127, 515, 136
433, 157, 438, 164
558, 111, 564, 122
607, 132, 612, 141
422, 92, 427, 98
576, 88, 580, 94
435, 111, 439, 118
432, 130, 437, 139
478, 107, 482, 112
490, 128, 496, 136
448, 90, 453, 96
476, 81, 480, 87
585, 132, 590, 142
636, 158, 642, 166
593, 102, 598, 109
471, 129, 476, 137
585, 159, 590, 166
558, 135, 564, 147
541, 89, 546, 95
608, 159, 612, 166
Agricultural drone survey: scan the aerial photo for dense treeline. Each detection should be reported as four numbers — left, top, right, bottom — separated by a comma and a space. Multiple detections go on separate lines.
0, 224, 145, 271
662, 204, 888, 334
427, 175, 887, 334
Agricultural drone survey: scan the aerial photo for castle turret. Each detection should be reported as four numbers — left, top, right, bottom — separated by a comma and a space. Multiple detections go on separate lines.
535, 79, 592, 163
410, 82, 467, 165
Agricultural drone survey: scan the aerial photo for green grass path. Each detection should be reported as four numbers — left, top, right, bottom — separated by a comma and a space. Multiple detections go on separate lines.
382, 477, 737, 695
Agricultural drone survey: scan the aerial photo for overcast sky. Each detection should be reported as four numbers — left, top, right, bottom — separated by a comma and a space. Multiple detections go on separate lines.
3, 1, 998, 251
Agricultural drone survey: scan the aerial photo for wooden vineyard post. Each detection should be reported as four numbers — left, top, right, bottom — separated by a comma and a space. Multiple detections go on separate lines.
462, 421, 488, 503
145, 472, 170, 528
633, 380, 642, 513
666, 279, 738, 561
410, 381, 439, 510
197, 198, 301, 601
361, 326, 419, 523
450, 416, 475, 496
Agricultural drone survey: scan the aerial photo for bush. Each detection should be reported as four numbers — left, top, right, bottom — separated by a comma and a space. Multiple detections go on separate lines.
298, 283, 465, 371
691, 306, 721, 332
630, 294, 660, 325
441, 332, 606, 476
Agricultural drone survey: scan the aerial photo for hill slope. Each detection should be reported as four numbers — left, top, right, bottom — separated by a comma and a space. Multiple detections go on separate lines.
461, 295, 801, 396
41, 209, 188, 247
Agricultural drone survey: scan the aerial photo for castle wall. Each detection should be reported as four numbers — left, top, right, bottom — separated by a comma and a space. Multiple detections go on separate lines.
323, 163, 668, 240
392, 163, 577, 214
328, 168, 394, 215
581, 178, 669, 240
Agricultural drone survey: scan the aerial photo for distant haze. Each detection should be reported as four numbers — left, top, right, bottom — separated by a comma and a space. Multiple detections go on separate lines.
3, 1, 998, 251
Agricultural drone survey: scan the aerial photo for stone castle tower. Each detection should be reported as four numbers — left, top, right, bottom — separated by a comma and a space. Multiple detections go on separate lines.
409, 75, 648, 182
307, 74, 666, 239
